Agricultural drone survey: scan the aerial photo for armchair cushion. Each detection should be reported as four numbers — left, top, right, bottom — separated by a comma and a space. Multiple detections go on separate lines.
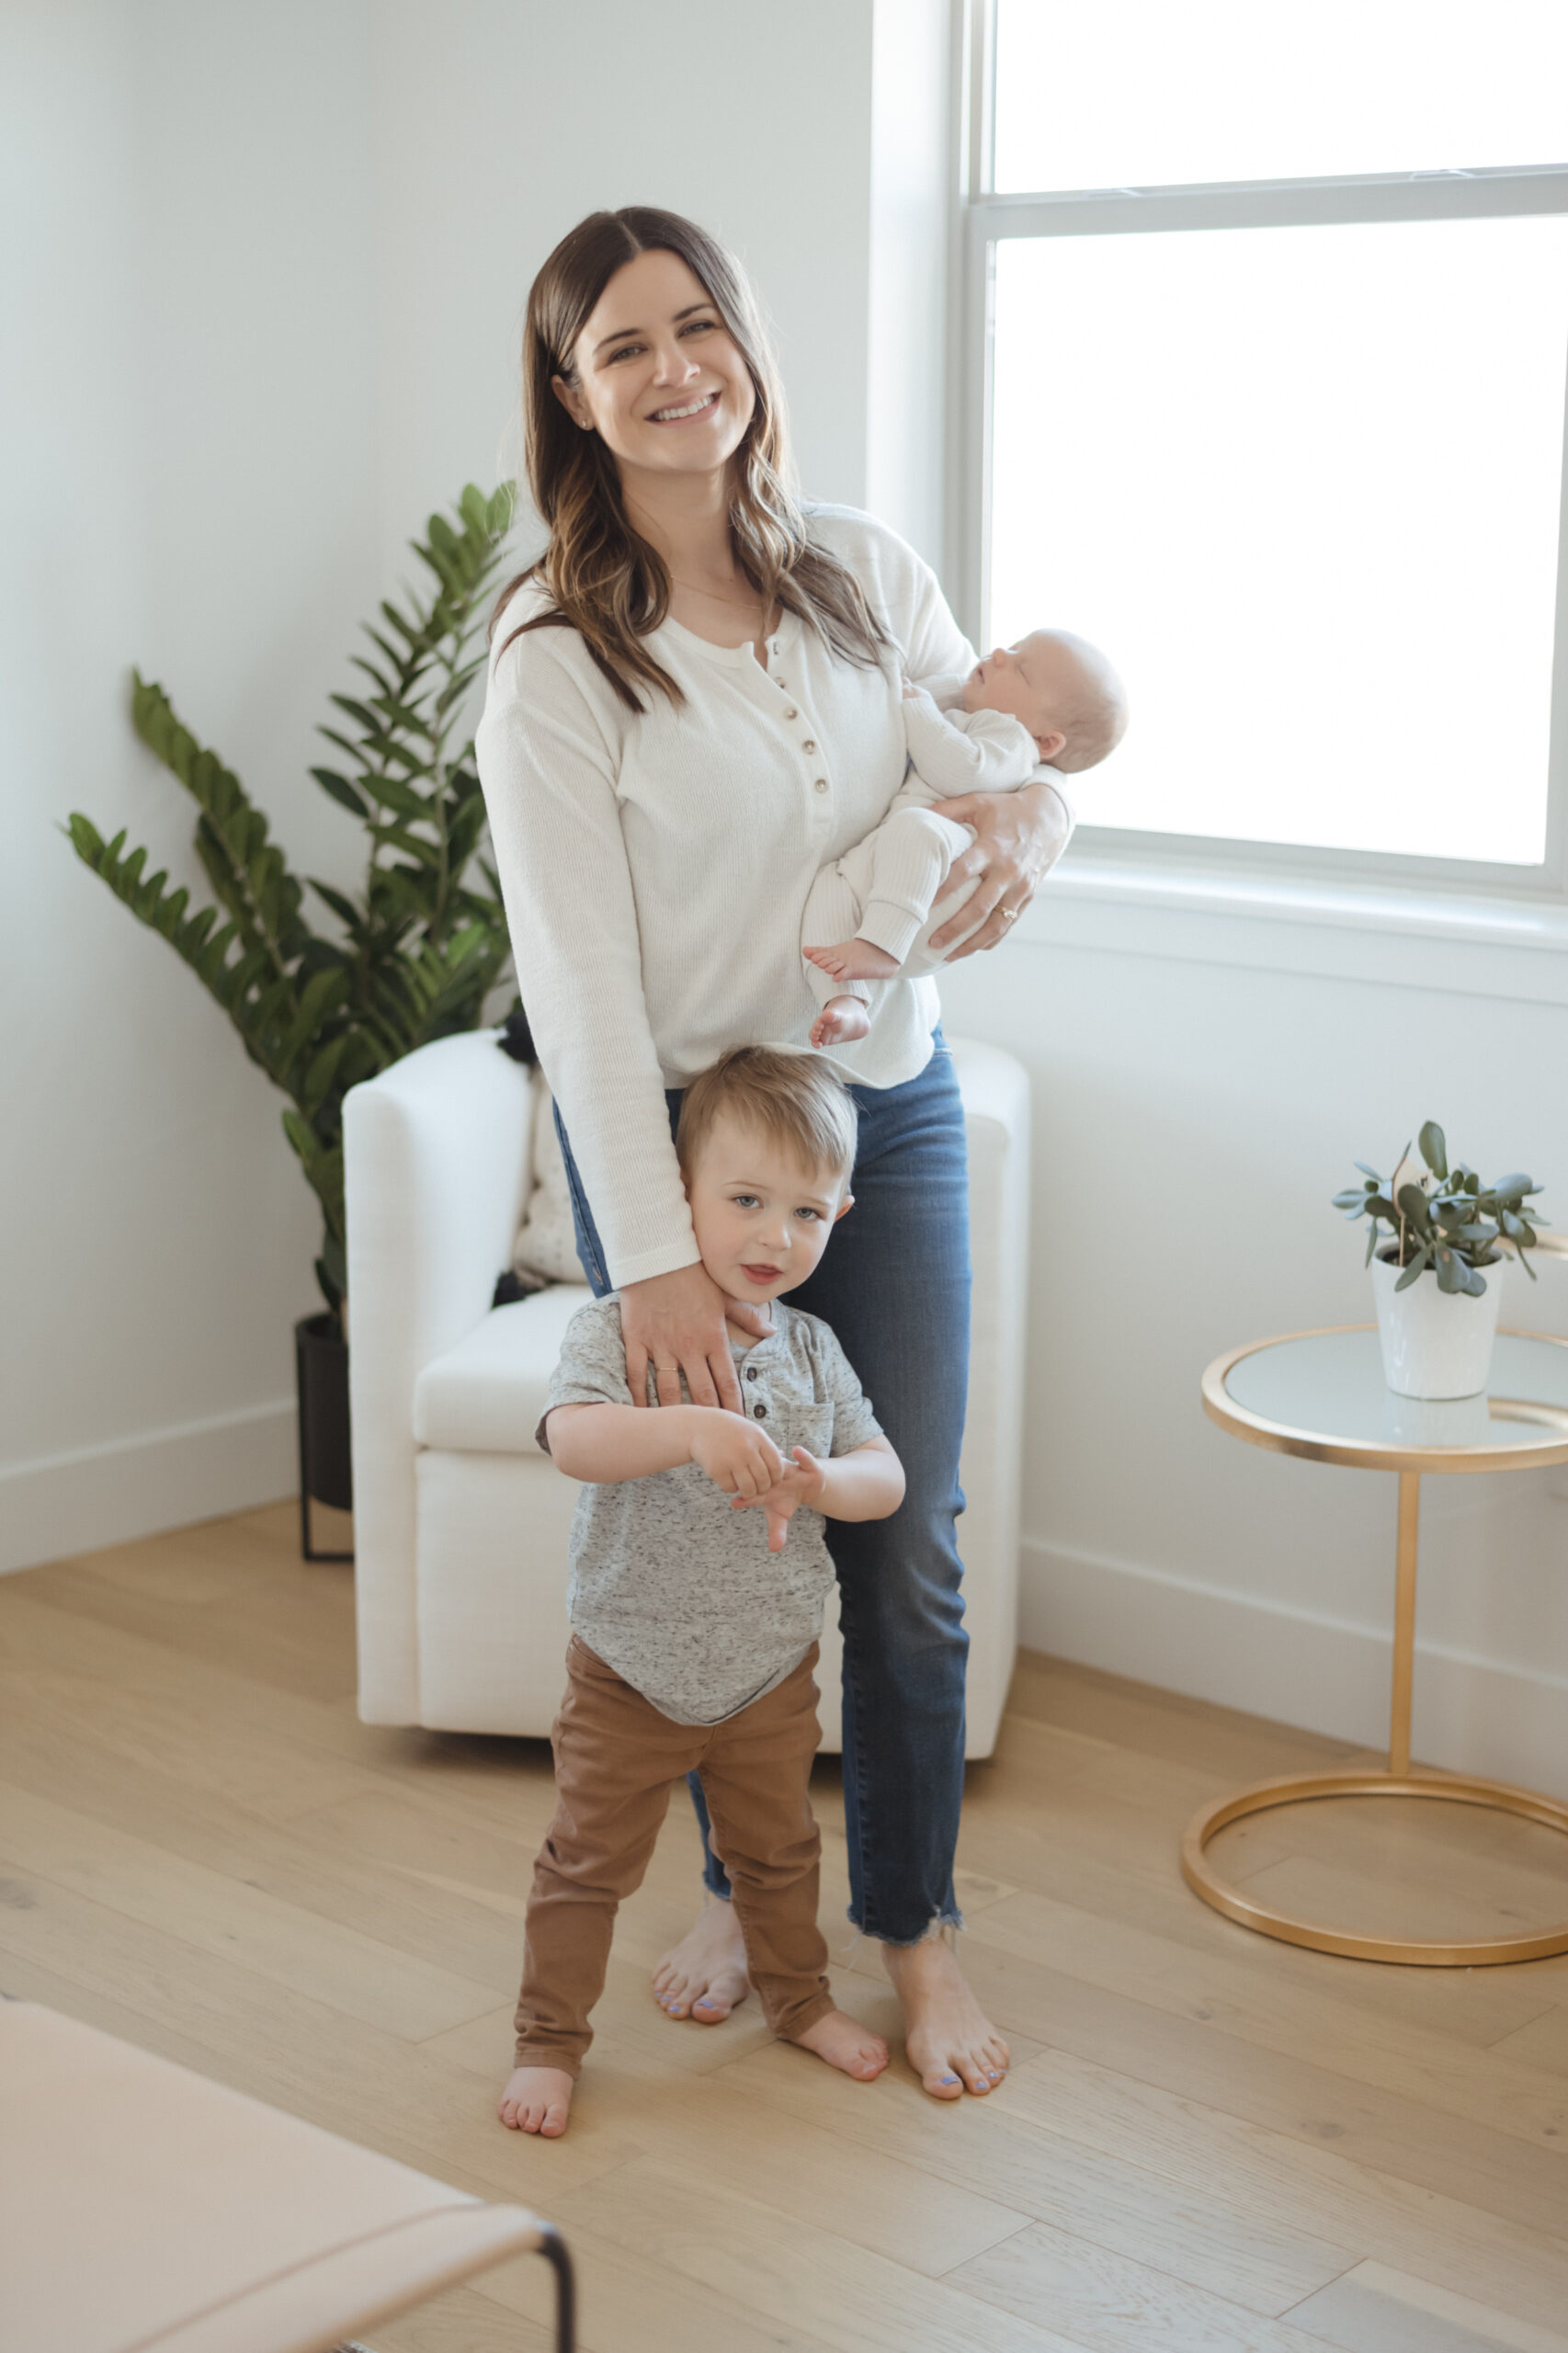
413, 1282, 592, 1454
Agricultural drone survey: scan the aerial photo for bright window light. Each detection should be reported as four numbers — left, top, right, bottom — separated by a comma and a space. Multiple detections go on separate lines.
987, 214, 1568, 861
994, 1, 1568, 193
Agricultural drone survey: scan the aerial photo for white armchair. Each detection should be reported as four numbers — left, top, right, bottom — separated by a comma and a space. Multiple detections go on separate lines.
345, 1032, 1029, 1756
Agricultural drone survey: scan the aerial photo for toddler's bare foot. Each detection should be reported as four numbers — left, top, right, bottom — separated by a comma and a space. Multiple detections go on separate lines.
653, 1899, 751, 2021
498, 2064, 574, 2136
882, 1936, 1009, 2099
810, 996, 871, 1051
805, 937, 903, 983
793, 2006, 889, 2081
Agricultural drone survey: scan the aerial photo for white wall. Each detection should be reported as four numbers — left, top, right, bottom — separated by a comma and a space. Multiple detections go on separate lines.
2, 0, 882, 1572
367, 0, 877, 574
940, 885, 1568, 1797
2, 1, 381, 1568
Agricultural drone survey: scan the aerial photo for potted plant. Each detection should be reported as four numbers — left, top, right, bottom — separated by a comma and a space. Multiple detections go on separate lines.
66, 484, 518, 1553
1333, 1121, 1546, 1398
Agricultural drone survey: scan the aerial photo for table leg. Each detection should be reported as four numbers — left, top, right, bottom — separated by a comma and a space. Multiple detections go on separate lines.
1389, 1470, 1419, 1777
1178, 1461, 1568, 1961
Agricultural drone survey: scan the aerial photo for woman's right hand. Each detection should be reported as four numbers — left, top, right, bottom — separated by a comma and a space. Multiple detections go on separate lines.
619, 1260, 767, 1415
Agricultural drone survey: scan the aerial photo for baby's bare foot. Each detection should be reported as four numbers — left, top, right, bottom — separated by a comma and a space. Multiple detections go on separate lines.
805, 938, 903, 983
498, 2064, 574, 2136
810, 996, 871, 1051
882, 1936, 1009, 2099
653, 1899, 751, 2021
793, 2006, 889, 2081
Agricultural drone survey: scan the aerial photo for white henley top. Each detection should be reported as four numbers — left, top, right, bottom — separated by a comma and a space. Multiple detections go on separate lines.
477, 504, 1068, 1290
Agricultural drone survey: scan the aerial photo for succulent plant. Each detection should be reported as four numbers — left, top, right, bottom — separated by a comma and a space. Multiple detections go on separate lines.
1333, 1120, 1545, 1297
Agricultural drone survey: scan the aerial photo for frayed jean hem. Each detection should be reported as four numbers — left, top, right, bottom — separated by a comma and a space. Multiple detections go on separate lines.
847, 1909, 966, 1949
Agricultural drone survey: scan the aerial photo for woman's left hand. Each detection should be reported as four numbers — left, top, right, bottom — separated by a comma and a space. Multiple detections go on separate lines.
926, 779, 1073, 961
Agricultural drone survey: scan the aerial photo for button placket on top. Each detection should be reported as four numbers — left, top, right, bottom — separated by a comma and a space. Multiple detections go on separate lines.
739, 1340, 771, 1424
764, 618, 831, 842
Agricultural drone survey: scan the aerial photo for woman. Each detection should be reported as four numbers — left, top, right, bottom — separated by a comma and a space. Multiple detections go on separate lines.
478, 207, 1071, 2099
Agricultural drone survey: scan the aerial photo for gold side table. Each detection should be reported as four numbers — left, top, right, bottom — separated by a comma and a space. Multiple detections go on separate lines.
1187, 1324, 1568, 1966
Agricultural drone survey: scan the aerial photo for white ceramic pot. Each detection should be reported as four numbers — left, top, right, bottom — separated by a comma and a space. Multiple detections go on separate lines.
1369, 1249, 1503, 1398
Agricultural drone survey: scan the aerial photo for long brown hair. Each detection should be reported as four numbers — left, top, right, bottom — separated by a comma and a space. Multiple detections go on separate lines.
492, 207, 888, 710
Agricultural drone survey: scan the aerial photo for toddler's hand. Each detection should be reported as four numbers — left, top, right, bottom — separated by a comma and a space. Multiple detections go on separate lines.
688, 1410, 787, 1500
730, 1447, 828, 1552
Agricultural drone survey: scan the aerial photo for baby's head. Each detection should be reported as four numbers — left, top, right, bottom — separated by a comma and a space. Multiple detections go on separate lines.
676, 1047, 857, 1308
962, 628, 1128, 773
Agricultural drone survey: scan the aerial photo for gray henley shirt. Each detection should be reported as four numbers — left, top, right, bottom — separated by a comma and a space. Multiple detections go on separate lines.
538, 1294, 882, 1725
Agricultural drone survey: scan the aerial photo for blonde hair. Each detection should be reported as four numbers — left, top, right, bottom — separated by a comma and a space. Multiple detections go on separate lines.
676, 1048, 858, 1185
1023, 627, 1130, 774
491, 206, 889, 711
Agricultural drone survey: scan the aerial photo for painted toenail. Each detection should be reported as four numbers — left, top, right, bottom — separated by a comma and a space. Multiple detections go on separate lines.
939, 2074, 960, 2084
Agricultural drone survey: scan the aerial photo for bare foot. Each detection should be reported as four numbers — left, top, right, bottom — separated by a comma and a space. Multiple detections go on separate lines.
805, 937, 903, 983
793, 2006, 890, 2080
498, 2064, 574, 2136
810, 996, 871, 1051
652, 1899, 751, 2022
882, 1936, 1009, 2099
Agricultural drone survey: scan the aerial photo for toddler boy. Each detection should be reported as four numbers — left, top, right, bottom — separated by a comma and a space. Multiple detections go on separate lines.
805, 627, 1128, 1048
499, 1046, 905, 2138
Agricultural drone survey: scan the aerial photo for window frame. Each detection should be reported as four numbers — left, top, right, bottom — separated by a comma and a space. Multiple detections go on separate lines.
951, 0, 1568, 901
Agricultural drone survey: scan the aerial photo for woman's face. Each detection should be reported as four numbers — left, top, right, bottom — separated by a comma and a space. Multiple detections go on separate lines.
553, 248, 756, 483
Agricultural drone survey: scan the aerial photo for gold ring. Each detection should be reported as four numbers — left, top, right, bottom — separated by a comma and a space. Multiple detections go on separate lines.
999, 905, 1019, 923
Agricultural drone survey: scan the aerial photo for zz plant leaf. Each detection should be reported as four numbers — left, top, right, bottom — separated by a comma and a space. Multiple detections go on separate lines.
66, 483, 519, 1316
1334, 1124, 1547, 1296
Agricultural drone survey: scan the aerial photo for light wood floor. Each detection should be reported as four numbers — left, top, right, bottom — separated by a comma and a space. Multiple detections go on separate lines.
3, 1502, 1566, 2353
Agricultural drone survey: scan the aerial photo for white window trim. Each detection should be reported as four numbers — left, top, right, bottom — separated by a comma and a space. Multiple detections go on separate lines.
950, 0, 1568, 913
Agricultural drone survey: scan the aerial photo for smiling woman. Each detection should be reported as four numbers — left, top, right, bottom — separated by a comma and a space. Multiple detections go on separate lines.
495, 210, 889, 702
479, 204, 1069, 2109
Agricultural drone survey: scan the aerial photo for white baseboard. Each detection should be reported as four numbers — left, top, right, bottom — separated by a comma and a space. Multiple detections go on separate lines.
1020, 1536, 1568, 1802
0, 1402, 297, 1576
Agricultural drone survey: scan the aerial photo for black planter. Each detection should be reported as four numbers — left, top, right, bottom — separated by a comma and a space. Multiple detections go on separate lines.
294, 1313, 353, 1561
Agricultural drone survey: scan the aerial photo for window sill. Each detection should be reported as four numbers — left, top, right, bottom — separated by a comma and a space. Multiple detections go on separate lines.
1020, 851, 1568, 1006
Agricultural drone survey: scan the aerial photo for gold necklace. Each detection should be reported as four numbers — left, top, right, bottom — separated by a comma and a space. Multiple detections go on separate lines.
671, 574, 762, 613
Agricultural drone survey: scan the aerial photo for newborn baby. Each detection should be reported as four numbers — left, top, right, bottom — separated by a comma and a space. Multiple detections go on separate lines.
803, 628, 1128, 1049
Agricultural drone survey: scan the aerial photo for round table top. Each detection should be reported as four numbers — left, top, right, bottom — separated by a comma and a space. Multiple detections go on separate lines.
1201, 1325, 1568, 1472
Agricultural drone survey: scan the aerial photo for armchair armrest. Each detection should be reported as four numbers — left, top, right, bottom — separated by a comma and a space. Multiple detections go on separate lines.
345, 1030, 534, 1722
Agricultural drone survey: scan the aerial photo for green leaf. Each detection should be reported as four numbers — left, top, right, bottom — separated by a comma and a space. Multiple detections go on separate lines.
307, 879, 365, 937
328, 693, 383, 734
310, 767, 369, 818
379, 826, 441, 868
1418, 1120, 1448, 1179
277, 965, 350, 1074
297, 1034, 352, 1119
1393, 1249, 1431, 1291
1435, 1248, 1467, 1294
361, 771, 431, 821
1396, 1183, 1433, 1232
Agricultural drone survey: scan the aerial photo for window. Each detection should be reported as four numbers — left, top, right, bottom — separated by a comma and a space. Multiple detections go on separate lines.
960, 2, 1568, 886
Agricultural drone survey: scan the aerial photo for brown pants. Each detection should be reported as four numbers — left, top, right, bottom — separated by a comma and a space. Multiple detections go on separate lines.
513, 1636, 835, 2074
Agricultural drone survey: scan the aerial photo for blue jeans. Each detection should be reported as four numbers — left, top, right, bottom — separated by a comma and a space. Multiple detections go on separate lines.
553, 1034, 970, 1943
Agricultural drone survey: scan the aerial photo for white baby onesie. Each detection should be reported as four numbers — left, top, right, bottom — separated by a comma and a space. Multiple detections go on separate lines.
800, 674, 1040, 1005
